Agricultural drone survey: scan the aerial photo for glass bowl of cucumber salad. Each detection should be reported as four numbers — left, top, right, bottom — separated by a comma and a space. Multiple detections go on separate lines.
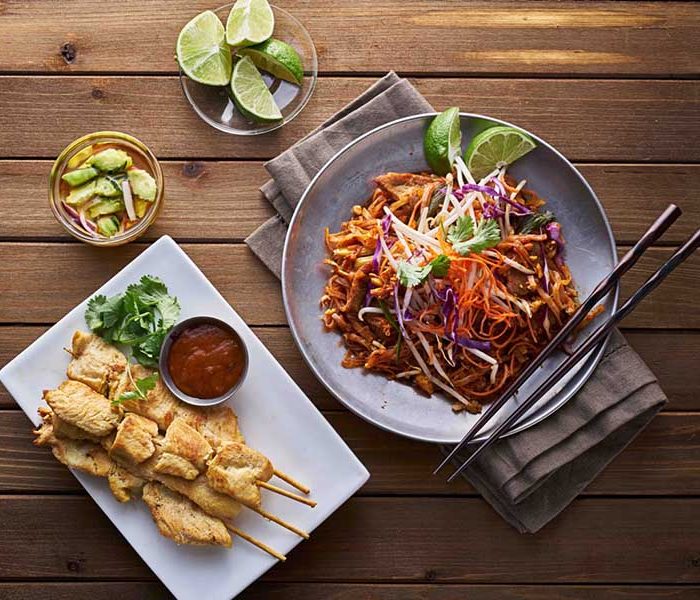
49, 132, 164, 246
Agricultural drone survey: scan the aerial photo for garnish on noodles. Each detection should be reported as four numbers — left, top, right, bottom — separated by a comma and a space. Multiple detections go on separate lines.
320, 157, 582, 414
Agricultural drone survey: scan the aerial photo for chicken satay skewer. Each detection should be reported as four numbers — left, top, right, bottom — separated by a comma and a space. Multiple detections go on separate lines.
252, 506, 310, 539
225, 524, 286, 562
257, 481, 317, 508
273, 469, 311, 495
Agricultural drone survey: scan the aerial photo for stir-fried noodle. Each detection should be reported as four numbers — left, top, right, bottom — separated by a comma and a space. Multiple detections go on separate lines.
321, 159, 584, 413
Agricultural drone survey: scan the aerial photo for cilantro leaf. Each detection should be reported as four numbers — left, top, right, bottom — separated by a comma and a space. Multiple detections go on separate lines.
447, 216, 475, 245
397, 261, 428, 288
520, 210, 556, 235
114, 372, 159, 406
452, 218, 501, 255
429, 254, 451, 277
84, 275, 180, 368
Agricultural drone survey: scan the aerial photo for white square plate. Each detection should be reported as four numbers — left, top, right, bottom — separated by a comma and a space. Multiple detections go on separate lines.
0, 236, 369, 600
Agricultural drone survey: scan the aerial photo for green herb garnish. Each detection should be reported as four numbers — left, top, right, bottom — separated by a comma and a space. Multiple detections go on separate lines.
520, 210, 556, 235
85, 275, 180, 368
396, 254, 451, 287
113, 369, 159, 406
448, 216, 501, 255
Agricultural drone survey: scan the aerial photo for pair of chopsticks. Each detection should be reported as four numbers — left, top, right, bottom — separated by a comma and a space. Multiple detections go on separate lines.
435, 204, 699, 482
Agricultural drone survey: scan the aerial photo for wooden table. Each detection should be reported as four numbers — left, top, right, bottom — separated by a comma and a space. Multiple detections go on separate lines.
1, 1, 699, 598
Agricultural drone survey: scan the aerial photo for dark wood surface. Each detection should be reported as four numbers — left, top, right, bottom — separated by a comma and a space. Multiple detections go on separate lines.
0, 1, 698, 598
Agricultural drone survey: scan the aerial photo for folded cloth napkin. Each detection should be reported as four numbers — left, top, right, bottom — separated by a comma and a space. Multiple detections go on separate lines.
245, 73, 668, 533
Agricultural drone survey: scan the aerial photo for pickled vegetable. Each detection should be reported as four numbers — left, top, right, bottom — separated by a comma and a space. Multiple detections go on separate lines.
96, 215, 120, 237
62, 167, 99, 187
87, 198, 125, 219
91, 148, 132, 173
66, 180, 97, 206
94, 176, 123, 198
128, 168, 157, 201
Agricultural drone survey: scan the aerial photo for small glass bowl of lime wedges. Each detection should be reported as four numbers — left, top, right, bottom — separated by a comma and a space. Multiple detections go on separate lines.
178, 3, 317, 136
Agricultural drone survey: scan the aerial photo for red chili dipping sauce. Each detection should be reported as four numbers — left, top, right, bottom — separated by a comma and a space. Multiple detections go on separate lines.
167, 323, 245, 399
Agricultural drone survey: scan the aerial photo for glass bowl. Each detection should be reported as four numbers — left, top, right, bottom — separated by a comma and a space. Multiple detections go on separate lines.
179, 3, 317, 136
49, 131, 164, 246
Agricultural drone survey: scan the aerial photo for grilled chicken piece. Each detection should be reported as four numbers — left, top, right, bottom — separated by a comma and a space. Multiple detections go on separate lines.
33, 417, 112, 478
206, 441, 274, 509
38, 406, 100, 442
154, 418, 213, 480
111, 364, 179, 430
43, 380, 120, 437
175, 404, 244, 449
67, 331, 127, 395
110, 440, 242, 521
142, 482, 232, 547
109, 413, 159, 465
108, 465, 145, 503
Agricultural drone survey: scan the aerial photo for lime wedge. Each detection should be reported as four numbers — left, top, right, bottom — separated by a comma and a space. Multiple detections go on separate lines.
238, 38, 304, 85
177, 11, 232, 86
226, 0, 274, 47
424, 107, 461, 176
231, 56, 283, 122
464, 125, 536, 180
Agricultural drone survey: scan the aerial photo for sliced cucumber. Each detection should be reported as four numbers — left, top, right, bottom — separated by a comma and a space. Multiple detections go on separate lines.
61, 167, 99, 187
96, 215, 120, 237
94, 176, 123, 198
65, 180, 97, 206
87, 198, 125, 219
128, 168, 157, 201
91, 148, 132, 173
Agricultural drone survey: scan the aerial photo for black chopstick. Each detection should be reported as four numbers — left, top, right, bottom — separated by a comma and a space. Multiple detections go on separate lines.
446, 227, 700, 482
434, 203, 682, 475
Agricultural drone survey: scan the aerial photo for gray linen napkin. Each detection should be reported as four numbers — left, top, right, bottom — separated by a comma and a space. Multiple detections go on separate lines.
244, 74, 668, 533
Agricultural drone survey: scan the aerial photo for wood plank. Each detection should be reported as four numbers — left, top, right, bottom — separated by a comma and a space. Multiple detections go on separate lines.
0, 243, 697, 328
1, 583, 698, 600
0, 496, 698, 582
2, 161, 697, 245
0, 1, 697, 76
2, 327, 697, 411
0, 77, 697, 162
1, 410, 698, 496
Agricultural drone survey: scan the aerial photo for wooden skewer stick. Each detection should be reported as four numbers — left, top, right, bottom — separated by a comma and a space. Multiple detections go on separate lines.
252, 506, 310, 539
257, 480, 317, 508
225, 524, 286, 562
273, 469, 310, 495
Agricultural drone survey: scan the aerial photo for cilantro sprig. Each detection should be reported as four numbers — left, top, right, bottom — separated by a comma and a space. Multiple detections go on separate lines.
113, 368, 159, 406
85, 275, 180, 368
447, 216, 501, 255
397, 254, 451, 288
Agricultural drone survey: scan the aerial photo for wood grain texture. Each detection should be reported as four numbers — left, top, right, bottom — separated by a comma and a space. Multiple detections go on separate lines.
1, 327, 699, 411
0, 244, 697, 328
0, 1, 698, 76
1, 161, 697, 244
1, 583, 699, 600
0, 496, 698, 582
0, 77, 697, 161
1, 410, 698, 495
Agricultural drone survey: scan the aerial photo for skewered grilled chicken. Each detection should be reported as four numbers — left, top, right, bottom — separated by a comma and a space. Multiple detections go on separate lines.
109, 413, 159, 465
67, 330, 127, 395
142, 482, 232, 548
154, 417, 213, 480
43, 380, 120, 438
33, 330, 314, 559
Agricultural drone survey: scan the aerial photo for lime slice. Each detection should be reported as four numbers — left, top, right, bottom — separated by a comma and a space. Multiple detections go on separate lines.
464, 125, 536, 180
231, 56, 283, 122
226, 0, 274, 47
238, 38, 304, 85
424, 107, 461, 176
177, 11, 232, 86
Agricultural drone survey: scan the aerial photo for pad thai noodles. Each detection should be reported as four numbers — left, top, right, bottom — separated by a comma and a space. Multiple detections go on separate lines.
321, 156, 584, 414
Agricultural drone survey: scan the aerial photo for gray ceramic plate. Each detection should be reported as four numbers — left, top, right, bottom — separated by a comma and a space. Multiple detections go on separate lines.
282, 113, 618, 444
